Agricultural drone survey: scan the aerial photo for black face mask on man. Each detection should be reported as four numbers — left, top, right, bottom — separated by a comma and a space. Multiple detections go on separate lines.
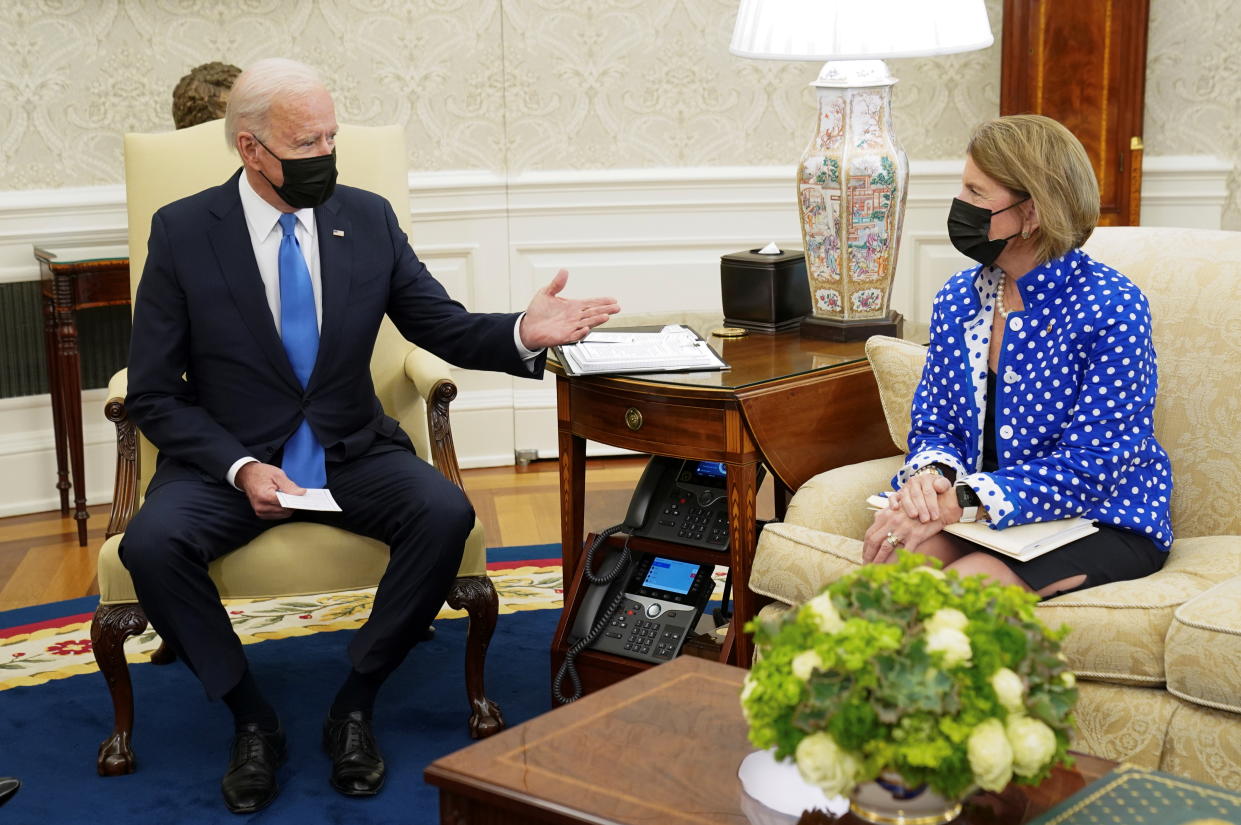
946, 196, 1030, 266
252, 135, 338, 209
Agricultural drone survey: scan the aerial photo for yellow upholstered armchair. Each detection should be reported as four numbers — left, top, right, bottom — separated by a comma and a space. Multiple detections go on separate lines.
91, 120, 503, 776
748, 227, 1241, 790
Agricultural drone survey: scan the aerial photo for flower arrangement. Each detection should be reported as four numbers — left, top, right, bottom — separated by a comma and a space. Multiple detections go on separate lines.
741, 552, 1078, 801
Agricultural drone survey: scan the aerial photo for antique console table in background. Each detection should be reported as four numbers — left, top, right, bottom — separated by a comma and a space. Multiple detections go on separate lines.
34, 245, 130, 546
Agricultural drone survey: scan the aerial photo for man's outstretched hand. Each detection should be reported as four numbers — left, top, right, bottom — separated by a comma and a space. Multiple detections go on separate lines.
519, 269, 620, 350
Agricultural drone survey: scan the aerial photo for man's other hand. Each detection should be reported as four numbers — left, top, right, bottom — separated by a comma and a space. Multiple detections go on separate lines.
236, 462, 305, 519
519, 269, 620, 349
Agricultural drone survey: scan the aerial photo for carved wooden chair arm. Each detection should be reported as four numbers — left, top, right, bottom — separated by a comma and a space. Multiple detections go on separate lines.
103, 369, 139, 538
403, 347, 464, 492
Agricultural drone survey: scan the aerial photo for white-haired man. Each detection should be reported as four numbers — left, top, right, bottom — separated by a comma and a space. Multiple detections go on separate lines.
122, 58, 618, 814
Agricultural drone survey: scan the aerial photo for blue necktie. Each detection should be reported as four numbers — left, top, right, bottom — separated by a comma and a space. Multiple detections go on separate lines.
277, 213, 326, 488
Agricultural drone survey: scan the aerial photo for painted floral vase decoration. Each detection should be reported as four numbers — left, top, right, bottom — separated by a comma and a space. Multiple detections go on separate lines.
740, 553, 1078, 824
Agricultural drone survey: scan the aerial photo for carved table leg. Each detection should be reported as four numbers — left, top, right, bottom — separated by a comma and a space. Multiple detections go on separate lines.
42, 294, 70, 517
57, 302, 88, 547
91, 603, 149, 776
446, 575, 505, 739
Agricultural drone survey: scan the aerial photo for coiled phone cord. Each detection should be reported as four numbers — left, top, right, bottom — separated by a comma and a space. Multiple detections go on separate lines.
552, 523, 633, 704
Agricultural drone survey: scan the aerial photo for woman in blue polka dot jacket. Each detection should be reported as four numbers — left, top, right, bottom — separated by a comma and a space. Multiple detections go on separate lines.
863, 115, 1172, 599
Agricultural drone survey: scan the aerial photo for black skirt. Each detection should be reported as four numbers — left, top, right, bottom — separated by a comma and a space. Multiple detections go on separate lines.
967, 525, 1168, 598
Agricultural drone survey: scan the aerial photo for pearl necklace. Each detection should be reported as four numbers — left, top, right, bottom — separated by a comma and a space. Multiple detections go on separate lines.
996, 273, 1010, 319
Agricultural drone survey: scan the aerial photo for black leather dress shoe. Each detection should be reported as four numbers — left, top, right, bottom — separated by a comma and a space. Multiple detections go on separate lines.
0, 778, 19, 808
221, 723, 286, 814
323, 711, 386, 796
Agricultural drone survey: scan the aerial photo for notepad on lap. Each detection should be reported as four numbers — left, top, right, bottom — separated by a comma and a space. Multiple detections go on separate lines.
866, 493, 1097, 562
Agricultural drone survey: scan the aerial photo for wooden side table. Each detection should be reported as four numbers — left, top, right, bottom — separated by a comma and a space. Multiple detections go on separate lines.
425, 655, 1118, 825
34, 245, 130, 546
548, 319, 901, 690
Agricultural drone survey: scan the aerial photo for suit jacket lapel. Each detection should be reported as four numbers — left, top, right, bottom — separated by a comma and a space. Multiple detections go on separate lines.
311, 198, 352, 390
206, 172, 302, 393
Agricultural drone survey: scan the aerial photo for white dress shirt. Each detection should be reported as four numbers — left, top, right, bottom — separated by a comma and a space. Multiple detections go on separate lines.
226, 173, 540, 490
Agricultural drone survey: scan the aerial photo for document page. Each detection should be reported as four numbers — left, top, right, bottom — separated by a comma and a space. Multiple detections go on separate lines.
558, 325, 727, 376
277, 488, 342, 512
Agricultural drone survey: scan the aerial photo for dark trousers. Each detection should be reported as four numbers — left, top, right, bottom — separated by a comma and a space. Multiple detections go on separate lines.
119, 448, 473, 700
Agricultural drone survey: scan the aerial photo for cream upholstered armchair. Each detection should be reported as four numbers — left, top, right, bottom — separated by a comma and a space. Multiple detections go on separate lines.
749, 227, 1241, 790
92, 119, 503, 776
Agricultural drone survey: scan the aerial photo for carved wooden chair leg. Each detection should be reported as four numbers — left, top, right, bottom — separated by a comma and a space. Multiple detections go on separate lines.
91, 602, 149, 776
149, 641, 176, 665
446, 575, 505, 739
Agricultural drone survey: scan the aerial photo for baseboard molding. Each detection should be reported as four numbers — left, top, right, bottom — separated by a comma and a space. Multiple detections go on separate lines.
0, 157, 1231, 514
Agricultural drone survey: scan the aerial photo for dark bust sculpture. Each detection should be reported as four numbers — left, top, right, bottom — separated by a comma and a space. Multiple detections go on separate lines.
171, 62, 242, 129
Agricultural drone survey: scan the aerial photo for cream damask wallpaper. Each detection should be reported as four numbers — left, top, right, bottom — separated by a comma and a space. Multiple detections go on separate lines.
0, 0, 1237, 226
1146, 0, 1241, 228
0, 0, 998, 184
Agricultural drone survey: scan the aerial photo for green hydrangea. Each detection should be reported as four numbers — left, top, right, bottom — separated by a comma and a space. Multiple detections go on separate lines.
741, 553, 1077, 800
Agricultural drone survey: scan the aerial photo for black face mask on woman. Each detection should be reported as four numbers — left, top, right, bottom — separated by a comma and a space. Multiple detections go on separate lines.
253, 136, 338, 209
946, 196, 1029, 266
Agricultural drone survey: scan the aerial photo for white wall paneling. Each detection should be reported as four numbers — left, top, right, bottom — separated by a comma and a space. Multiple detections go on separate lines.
0, 390, 116, 518
0, 157, 1230, 514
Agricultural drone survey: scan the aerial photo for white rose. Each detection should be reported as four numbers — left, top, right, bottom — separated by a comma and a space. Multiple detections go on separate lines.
925, 607, 969, 634
1006, 715, 1058, 777
926, 626, 972, 667
741, 673, 758, 702
803, 593, 844, 634
1061, 671, 1076, 688
990, 668, 1025, 712
791, 650, 824, 681
794, 732, 862, 798
967, 719, 1014, 792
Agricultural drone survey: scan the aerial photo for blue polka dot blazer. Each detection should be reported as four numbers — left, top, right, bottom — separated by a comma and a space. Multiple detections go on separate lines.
899, 247, 1173, 549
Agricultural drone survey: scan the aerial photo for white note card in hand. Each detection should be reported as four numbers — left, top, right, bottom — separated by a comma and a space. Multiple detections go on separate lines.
277, 488, 342, 512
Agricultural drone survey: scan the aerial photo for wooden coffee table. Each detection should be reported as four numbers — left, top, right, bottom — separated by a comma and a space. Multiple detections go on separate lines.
424, 656, 1117, 825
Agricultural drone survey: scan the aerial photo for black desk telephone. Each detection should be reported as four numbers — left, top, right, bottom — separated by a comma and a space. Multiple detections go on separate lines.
569, 551, 715, 665
553, 457, 763, 704
624, 456, 733, 550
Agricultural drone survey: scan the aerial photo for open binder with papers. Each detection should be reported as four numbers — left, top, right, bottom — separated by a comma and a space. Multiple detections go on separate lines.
866, 493, 1098, 562
554, 325, 728, 377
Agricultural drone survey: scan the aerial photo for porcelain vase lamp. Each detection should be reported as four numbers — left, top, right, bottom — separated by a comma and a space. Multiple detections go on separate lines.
730, 0, 994, 341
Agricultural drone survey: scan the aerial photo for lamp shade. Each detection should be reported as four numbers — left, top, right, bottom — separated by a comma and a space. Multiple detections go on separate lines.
730, 0, 993, 61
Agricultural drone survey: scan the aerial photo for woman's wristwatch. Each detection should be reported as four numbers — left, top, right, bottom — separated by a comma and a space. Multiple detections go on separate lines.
955, 482, 983, 523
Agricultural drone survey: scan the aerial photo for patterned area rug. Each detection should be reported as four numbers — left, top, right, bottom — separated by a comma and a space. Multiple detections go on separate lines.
0, 545, 728, 691
0, 550, 562, 691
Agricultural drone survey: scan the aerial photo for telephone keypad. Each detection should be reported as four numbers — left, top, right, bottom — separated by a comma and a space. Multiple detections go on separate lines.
644, 490, 729, 551
593, 601, 697, 663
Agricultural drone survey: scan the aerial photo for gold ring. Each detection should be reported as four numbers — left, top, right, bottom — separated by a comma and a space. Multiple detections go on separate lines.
885, 532, 902, 548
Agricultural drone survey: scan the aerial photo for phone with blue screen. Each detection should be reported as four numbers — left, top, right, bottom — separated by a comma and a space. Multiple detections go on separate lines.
570, 550, 716, 664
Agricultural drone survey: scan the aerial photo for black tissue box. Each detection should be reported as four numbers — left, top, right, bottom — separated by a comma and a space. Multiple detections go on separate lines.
720, 248, 810, 333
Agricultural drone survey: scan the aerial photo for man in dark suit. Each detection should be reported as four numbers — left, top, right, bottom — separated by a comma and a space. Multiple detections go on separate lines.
122, 57, 618, 814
